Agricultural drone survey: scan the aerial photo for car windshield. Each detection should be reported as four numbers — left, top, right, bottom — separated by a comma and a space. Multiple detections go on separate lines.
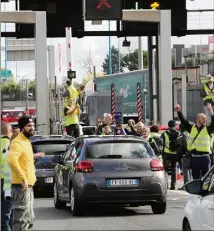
33, 142, 70, 155
86, 141, 155, 159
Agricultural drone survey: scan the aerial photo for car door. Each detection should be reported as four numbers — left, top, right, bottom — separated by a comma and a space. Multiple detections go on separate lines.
57, 143, 74, 198
199, 174, 214, 230
63, 141, 84, 200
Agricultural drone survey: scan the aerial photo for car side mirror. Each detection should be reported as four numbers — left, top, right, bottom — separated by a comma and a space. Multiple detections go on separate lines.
184, 179, 202, 195
51, 155, 63, 164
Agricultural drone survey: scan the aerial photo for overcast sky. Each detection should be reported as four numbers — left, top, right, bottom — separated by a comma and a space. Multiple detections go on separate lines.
1, 0, 214, 84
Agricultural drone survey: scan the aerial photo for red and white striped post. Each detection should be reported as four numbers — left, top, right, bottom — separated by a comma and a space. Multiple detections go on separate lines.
111, 83, 116, 124
65, 27, 72, 82
137, 83, 143, 122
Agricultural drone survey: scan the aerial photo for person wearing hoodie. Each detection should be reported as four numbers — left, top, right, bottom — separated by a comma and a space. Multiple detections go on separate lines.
161, 120, 180, 190
142, 127, 161, 156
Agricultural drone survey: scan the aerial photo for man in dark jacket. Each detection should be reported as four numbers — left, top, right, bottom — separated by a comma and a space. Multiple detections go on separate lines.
176, 123, 191, 189
175, 104, 214, 179
96, 113, 112, 135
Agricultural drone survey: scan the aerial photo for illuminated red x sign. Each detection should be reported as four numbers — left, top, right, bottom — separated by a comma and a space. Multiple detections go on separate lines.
96, 0, 111, 9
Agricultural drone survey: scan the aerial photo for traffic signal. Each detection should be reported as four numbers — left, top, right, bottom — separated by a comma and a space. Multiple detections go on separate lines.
68, 71, 76, 80
16, 0, 84, 38
123, 0, 187, 36
150, 2, 160, 10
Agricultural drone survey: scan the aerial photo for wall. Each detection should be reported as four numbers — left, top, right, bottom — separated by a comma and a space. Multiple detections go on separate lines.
2, 100, 36, 109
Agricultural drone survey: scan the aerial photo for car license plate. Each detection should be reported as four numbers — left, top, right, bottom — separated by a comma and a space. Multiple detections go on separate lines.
108, 179, 139, 186
45, 177, 53, 183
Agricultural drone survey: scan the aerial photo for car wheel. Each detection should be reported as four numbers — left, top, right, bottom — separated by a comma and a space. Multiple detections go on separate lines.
70, 187, 83, 216
151, 201, 166, 214
53, 182, 66, 209
183, 220, 191, 231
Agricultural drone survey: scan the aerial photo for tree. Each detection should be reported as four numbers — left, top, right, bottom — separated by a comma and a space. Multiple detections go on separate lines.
101, 46, 124, 74
121, 49, 148, 71
81, 72, 104, 85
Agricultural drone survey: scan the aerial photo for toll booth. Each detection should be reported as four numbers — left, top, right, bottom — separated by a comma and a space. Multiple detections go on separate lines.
85, 91, 123, 126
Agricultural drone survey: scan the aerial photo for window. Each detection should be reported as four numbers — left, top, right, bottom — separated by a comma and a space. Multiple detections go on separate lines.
86, 141, 155, 159
209, 175, 214, 193
33, 142, 70, 155
202, 168, 214, 192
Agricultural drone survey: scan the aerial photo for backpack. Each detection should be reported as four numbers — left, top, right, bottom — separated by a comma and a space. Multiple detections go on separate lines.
165, 130, 179, 152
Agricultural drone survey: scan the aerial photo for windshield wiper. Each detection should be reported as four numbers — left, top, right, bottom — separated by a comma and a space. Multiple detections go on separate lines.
99, 155, 122, 159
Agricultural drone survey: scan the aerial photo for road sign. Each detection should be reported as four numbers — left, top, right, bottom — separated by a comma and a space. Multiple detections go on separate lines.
0, 70, 12, 78
85, 0, 122, 20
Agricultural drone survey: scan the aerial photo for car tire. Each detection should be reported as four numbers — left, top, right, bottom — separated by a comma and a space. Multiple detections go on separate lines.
70, 187, 83, 216
54, 182, 66, 209
151, 201, 166, 214
183, 220, 191, 231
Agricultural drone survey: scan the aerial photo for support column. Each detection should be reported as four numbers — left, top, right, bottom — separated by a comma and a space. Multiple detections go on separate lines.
158, 10, 172, 125
35, 11, 49, 135
182, 74, 187, 117
148, 36, 153, 122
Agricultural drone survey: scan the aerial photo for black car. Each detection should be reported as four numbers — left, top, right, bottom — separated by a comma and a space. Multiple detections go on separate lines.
53, 135, 167, 216
31, 136, 73, 194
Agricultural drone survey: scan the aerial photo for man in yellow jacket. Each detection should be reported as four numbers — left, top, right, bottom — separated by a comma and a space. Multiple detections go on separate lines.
8, 116, 36, 231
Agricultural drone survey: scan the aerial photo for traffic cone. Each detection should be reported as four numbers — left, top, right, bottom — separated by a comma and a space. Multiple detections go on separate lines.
176, 163, 183, 181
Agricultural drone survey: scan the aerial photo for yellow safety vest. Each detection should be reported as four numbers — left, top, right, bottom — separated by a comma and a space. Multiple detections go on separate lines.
0, 137, 10, 179
187, 125, 211, 153
203, 84, 214, 101
64, 108, 79, 126
3, 151, 11, 191
163, 132, 176, 154
64, 86, 79, 107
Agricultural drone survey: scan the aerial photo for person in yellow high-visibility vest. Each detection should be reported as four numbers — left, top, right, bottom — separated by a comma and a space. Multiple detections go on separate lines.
200, 75, 214, 124
64, 98, 81, 137
1, 122, 13, 231
62, 80, 79, 107
175, 104, 214, 180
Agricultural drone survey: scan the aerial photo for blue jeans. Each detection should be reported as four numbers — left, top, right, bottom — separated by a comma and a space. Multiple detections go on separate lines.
191, 155, 211, 179
2, 196, 13, 231
182, 156, 192, 185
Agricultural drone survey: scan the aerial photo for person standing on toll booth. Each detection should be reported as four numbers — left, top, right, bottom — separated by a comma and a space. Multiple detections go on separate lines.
64, 98, 81, 137
62, 80, 79, 107
200, 75, 214, 124
175, 104, 214, 180
161, 120, 180, 190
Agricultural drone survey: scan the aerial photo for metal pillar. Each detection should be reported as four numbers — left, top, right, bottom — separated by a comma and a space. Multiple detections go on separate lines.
182, 74, 187, 117
158, 10, 172, 124
148, 37, 153, 122
122, 10, 172, 125
0, 11, 49, 134
35, 12, 49, 135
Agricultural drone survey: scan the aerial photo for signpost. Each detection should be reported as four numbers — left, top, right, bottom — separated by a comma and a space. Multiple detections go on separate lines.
0, 69, 12, 78
85, 0, 122, 20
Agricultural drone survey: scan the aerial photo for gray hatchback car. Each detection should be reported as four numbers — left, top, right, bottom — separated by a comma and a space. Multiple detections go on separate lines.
53, 135, 167, 216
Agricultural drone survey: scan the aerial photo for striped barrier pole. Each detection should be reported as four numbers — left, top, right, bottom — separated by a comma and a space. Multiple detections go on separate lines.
111, 83, 116, 124
137, 82, 143, 122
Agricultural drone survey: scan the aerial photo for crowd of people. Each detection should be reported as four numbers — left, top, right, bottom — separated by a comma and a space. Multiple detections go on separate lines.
1, 77, 214, 230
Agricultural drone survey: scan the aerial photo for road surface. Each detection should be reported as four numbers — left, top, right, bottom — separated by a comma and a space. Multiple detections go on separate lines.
33, 190, 188, 230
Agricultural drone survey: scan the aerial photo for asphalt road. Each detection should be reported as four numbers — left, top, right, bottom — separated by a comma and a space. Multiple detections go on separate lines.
33, 190, 189, 230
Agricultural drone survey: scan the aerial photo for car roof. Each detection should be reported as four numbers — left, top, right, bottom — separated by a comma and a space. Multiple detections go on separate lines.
77, 135, 148, 144
30, 135, 74, 143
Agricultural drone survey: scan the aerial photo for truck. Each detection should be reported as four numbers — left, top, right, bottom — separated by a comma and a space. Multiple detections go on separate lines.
93, 70, 150, 123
